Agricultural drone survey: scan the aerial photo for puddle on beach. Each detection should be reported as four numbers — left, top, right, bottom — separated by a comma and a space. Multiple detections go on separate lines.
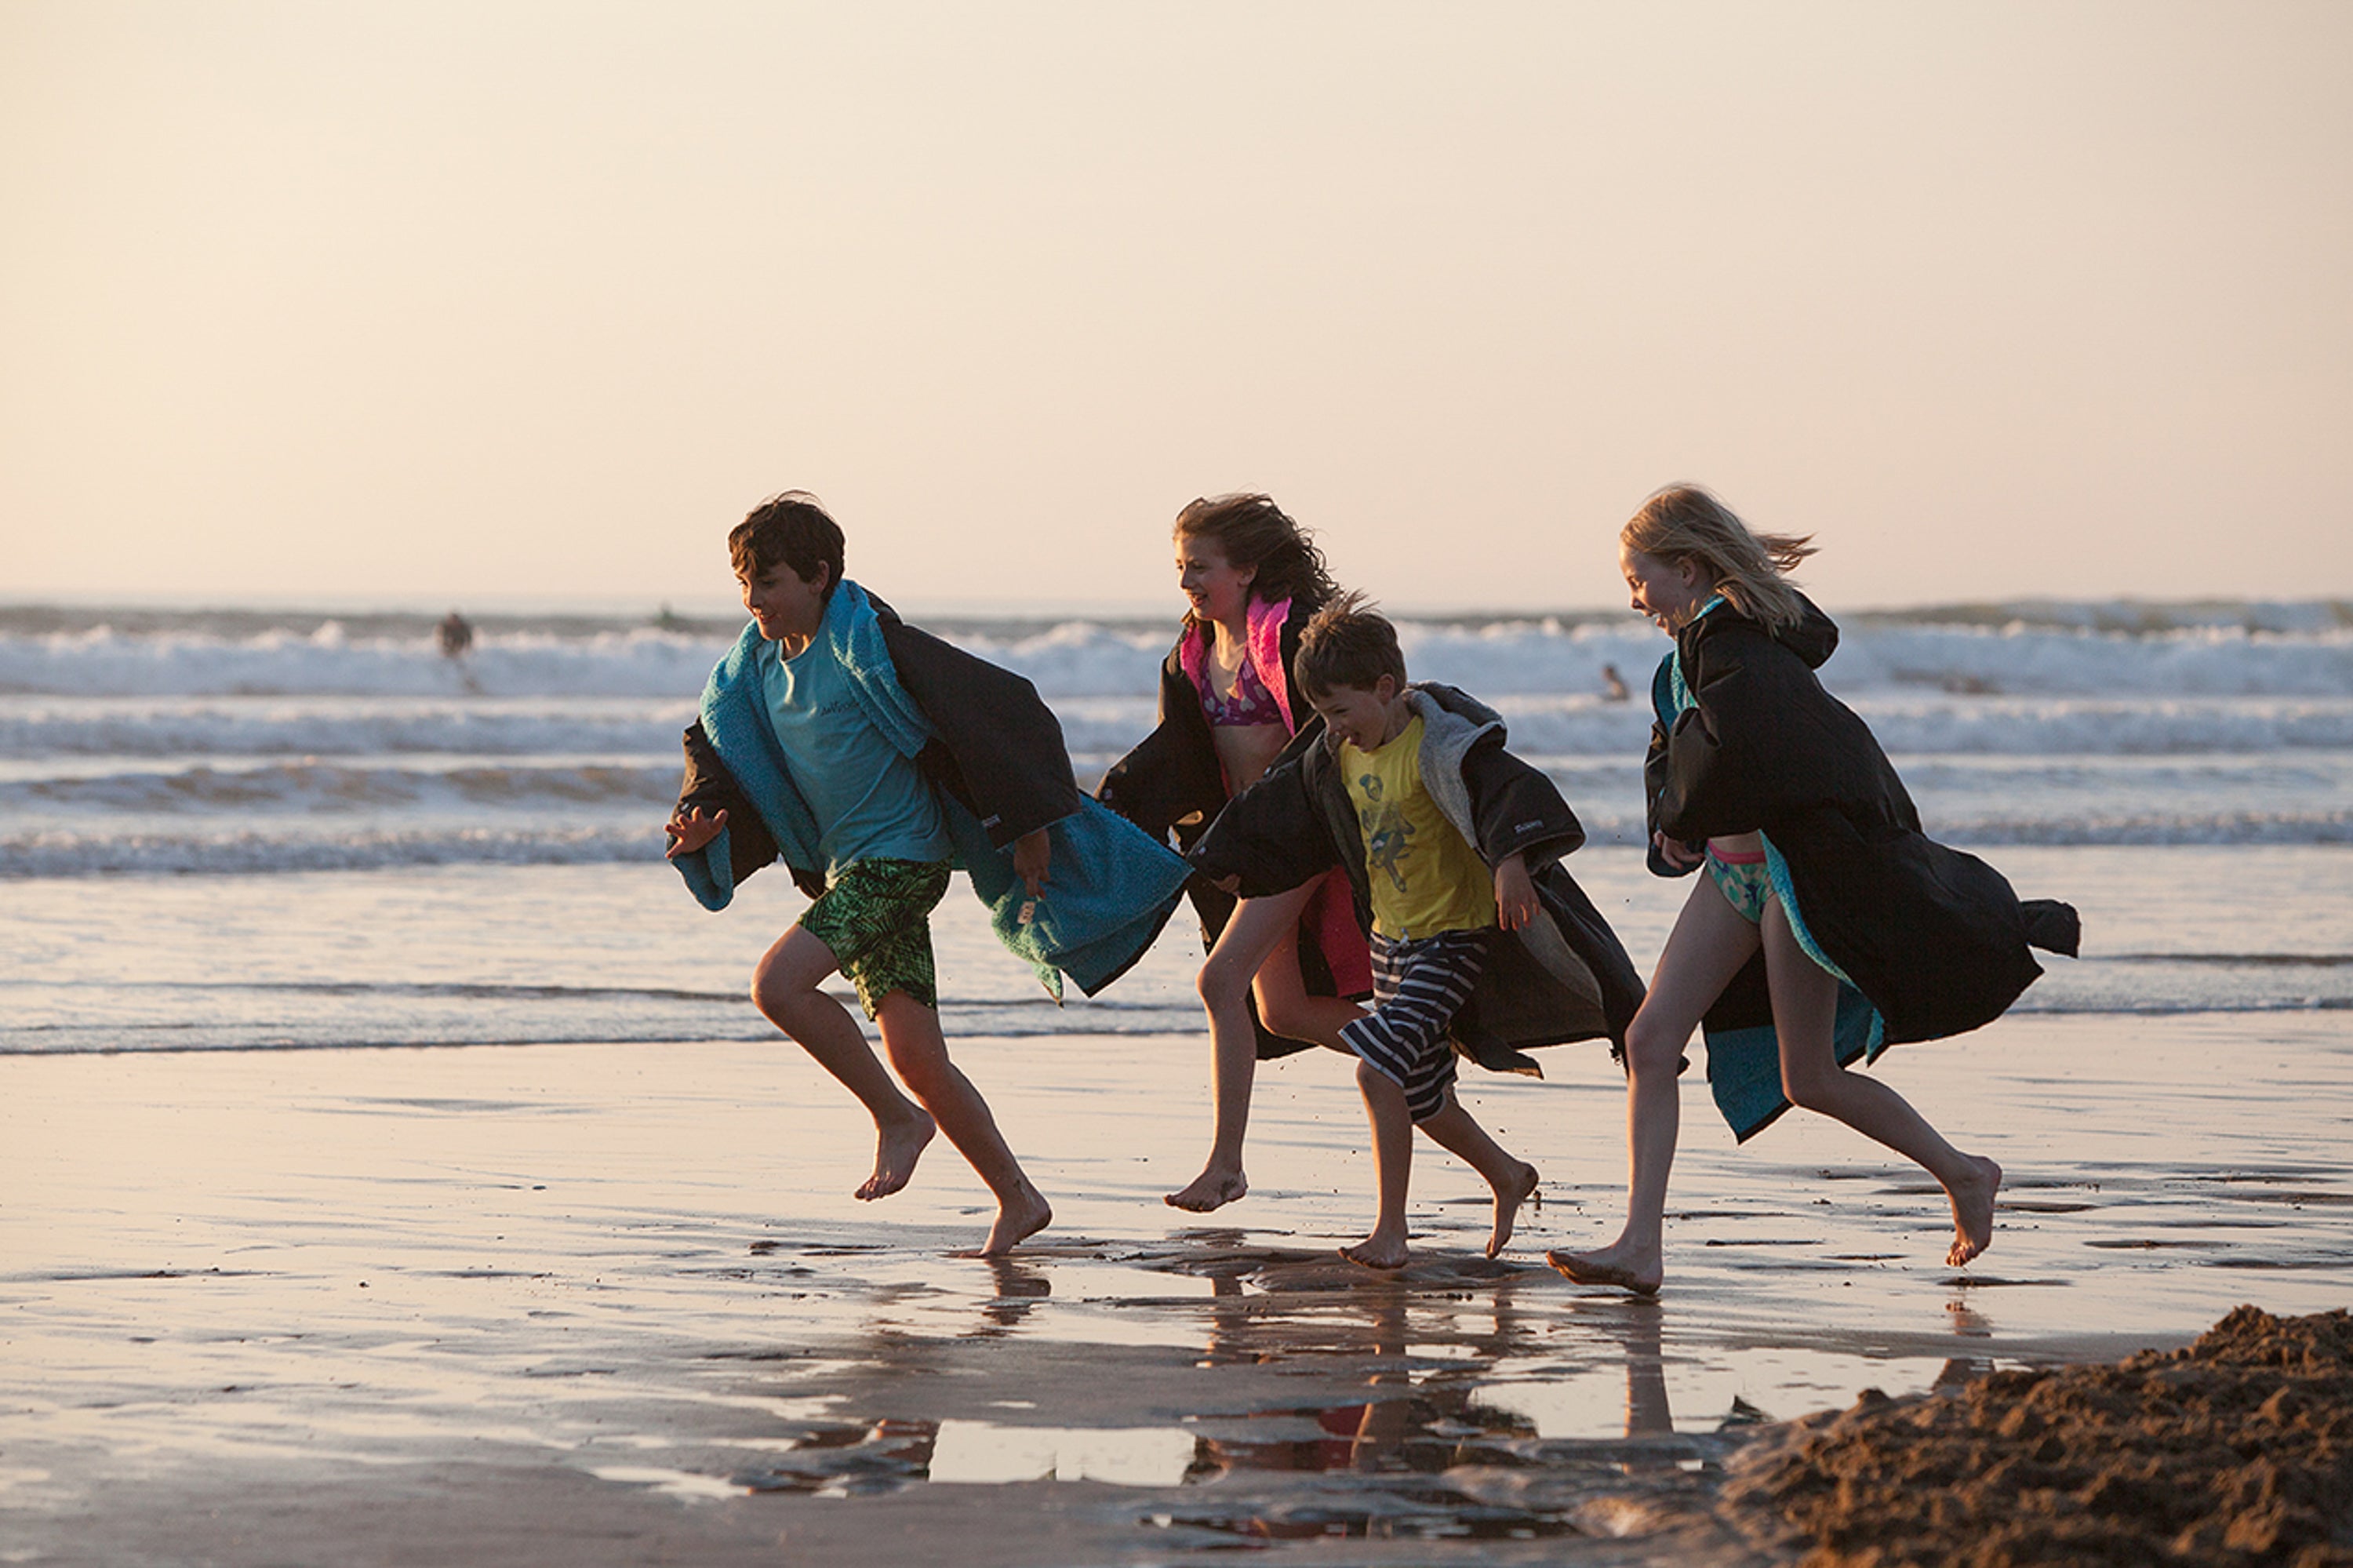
672, 1377, 1750, 1547
628, 1297, 1832, 1554
570, 1228, 1991, 1556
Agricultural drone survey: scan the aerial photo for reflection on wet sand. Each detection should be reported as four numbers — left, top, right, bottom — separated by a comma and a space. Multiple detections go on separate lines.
747, 1217, 2117, 1558
699, 1232, 1834, 1547
1172, 1284, 1595, 1543
977, 1254, 1052, 1333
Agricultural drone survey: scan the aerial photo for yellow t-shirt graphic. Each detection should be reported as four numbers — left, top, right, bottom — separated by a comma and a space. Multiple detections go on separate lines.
1341, 715, 1497, 940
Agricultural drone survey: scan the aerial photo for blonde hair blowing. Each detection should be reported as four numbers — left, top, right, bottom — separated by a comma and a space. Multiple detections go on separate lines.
1620, 485, 1817, 633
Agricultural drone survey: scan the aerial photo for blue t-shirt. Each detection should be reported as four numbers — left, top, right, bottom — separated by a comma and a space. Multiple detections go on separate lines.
761, 634, 951, 875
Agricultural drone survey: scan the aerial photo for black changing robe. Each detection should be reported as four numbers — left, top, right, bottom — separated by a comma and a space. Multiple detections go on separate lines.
1653, 596, 2079, 1055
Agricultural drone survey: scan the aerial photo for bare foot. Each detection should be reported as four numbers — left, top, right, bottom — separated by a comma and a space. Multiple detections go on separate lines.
1486, 1162, 1540, 1259
1544, 1240, 1661, 1297
855, 1111, 936, 1201
980, 1184, 1053, 1257
1944, 1155, 2002, 1267
1164, 1162, 1249, 1213
1340, 1232, 1408, 1270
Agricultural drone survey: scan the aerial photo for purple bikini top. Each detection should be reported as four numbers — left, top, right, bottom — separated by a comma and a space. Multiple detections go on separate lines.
1196, 649, 1286, 728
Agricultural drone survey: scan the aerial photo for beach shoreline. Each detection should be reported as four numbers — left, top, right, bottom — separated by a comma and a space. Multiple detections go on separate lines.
7, 1012, 2348, 1563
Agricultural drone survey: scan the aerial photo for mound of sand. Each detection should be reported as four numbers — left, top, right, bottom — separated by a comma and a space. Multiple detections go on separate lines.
1722, 1305, 2353, 1567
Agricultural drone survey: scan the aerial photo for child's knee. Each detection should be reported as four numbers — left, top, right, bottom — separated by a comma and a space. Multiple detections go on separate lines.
748, 962, 805, 1024
1621, 1013, 1687, 1079
1195, 951, 1253, 1009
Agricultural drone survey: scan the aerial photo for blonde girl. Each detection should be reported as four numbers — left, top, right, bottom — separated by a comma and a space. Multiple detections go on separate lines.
1551, 486, 2078, 1293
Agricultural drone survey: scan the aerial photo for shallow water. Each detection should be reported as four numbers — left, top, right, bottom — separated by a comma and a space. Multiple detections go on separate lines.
5, 845, 2351, 1058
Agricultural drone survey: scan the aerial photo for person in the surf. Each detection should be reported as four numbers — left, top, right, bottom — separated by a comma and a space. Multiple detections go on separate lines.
1096, 493, 1374, 1213
1549, 485, 2081, 1296
662, 491, 1191, 1255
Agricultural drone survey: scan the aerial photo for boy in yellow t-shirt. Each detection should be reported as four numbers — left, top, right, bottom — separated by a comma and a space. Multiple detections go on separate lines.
1186, 595, 1644, 1268
1295, 601, 1544, 1269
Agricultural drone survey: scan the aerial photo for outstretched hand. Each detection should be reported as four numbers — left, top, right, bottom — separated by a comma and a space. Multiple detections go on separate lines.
1013, 827, 1052, 897
664, 806, 728, 860
1493, 853, 1538, 930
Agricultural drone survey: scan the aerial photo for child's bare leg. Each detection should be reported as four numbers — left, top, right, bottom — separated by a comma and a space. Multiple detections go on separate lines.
1762, 899, 1999, 1267
1417, 1096, 1539, 1258
1253, 926, 1363, 1053
874, 990, 1052, 1256
1341, 1059, 1415, 1269
752, 926, 934, 1200
1166, 888, 1315, 1212
1549, 880, 1758, 1294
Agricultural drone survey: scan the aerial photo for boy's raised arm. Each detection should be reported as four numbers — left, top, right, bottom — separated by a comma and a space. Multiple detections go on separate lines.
671, 719, 780, 893
664, 804, 728, 859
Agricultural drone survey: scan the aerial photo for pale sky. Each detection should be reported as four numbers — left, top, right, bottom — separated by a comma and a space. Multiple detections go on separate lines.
4, 2, 2348, 613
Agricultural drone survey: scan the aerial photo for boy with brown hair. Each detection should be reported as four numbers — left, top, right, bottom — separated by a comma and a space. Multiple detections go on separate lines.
664, 491, 1191, 1254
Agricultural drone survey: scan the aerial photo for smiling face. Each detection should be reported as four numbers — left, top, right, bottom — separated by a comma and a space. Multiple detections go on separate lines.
737, 556, 831, 646
1620, 543, 1711, 633
1306, 676, 1406, 752
1175, 529, 1257, 626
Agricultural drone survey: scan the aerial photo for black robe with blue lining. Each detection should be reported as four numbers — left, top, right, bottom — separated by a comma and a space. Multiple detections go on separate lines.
1653, 595, 2079, 1069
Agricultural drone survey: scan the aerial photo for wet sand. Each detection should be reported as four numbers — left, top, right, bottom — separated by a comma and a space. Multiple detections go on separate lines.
5, 1009, 2351, 1565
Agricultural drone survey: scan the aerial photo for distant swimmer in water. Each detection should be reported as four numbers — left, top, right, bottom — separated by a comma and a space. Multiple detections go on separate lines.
1547, 485, 2080, 1297
438, 611, 481, 692
1600, 663, 1630, 702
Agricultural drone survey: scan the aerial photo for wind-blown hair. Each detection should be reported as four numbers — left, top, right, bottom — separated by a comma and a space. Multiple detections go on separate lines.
729, 491, 846, 601
1173, 493, 1339, 618
1620, 485, 1816, 632
1293, 591, 1409, 697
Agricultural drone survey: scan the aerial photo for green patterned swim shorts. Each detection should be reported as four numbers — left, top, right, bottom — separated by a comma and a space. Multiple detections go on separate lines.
800, 857, 954, 1019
